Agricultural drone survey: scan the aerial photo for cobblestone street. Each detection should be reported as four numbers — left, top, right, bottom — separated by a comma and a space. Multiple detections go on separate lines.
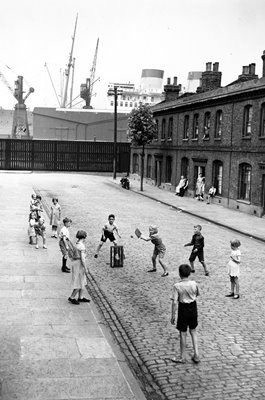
6, 172, 265, 399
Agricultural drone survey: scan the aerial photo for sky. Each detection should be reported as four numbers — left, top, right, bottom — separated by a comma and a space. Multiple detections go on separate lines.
0, 0, 265, 111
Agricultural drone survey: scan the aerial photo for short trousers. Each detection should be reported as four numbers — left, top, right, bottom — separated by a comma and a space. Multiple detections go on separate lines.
59, 238, 69, 256
177, 301, 198, 332
101, 230, 115, 242
153, 247, 166, 259
189, 249, 204, 262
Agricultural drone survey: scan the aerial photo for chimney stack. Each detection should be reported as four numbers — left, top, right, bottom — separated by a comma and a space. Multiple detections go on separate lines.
238, 63, 258, 81
163, 77, 182, 102
262, 50, 265, 77
197, 61, 222, 93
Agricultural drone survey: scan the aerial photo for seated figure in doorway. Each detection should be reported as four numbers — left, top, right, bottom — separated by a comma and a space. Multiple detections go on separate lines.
175, 176, 188, 197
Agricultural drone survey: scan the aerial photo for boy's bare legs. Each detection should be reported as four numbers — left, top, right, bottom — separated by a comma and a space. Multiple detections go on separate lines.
94, 241, 104, 257
189, 261, 195, 273
147, 255, 157, 272
180, 331, 187, 360
234, 277, 239, 298
35, 235, 39, 249
201, 261, 209, 276
190, 328, 200, 362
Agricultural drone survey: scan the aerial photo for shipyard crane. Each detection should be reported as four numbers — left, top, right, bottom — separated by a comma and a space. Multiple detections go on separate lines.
0, 71, 34, 138
80, 38, 99, 109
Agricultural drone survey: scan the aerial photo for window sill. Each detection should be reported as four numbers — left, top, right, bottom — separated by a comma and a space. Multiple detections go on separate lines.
191, 138, 198, 141
183, 138, 189, 142
259, 136, 265, 139
167, 138, 172, 142
214, 138, 221, 141
236, 199, 251, 205
161, 139, 165, 142
203, 137, 210, 141
242, 136, 251, 140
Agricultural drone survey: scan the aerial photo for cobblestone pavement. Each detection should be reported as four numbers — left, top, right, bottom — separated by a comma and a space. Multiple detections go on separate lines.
16, 173, 265, 399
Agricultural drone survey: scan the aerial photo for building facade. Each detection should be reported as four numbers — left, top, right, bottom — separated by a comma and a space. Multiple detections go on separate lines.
131, 53, 265, 217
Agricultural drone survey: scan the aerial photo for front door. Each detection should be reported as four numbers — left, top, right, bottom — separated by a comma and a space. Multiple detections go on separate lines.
155, 160, 162, 186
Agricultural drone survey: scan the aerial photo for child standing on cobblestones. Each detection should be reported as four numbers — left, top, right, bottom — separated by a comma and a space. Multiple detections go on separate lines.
226, 239, 241, 300
50, 198, 61, 238
94, 214, 121, 258
184, 224, 209, 276
140, 225, 169, 277
171, 264, 200, 364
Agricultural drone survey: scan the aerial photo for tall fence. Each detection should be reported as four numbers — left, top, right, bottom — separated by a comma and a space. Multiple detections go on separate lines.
0, 139, 130, 173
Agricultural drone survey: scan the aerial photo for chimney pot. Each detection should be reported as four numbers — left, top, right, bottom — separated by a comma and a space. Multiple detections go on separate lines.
167, 77, 171, 85
206, 62, 212, 72
249, 63, 256, 75
173, 76, 178, 85
213, 62, 219, 72
242, 66, 249, 74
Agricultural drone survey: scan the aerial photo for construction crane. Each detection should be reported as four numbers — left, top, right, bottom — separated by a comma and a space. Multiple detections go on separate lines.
61, 14, 78, 108
80, 38, 99, 109
0, 71, 34, 138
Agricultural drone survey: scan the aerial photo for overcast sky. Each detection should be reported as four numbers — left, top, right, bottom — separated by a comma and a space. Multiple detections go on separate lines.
0, 0, 265, 111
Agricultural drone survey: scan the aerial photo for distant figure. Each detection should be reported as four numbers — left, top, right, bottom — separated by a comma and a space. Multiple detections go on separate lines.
225, 239, 241, 300
206, 186, 216, 204
195, 173, 205, 201
50, 198, 61, 238
120, 174, 130, 190
34, 217, 47, 249
175, 176, 188, 197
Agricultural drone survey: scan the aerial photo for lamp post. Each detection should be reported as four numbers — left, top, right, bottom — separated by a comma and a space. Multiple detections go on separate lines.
107, 86, 123, 179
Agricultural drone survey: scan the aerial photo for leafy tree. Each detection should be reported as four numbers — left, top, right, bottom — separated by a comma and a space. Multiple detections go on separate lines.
128, 104, 157, 191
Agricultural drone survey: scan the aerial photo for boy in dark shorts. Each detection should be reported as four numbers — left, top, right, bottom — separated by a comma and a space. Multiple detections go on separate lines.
184, 224, 209, 276
171, 264, 200, 364
94, 214, 121, 258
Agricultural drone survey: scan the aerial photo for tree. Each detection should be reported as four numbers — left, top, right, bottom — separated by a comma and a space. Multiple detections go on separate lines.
128, 104, 157, 191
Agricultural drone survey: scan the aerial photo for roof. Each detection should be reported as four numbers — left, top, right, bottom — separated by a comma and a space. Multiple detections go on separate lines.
151, 77, 265, 113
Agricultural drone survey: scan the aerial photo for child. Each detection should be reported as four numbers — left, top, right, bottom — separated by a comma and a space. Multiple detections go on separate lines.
68, 230, 90, 305
206, 185, 216, 204
34, 217, 47, 249
94, 214, 121, 258
30, 194, 37, 209
30, 195, 43, 219
140, 225, 169, 277
50, 198, 61, 238
171, 264, 200, 364
184, 224, 209, 276
28, 211, 37, 245
226, 238, 241, 299
59, 217, 72, 273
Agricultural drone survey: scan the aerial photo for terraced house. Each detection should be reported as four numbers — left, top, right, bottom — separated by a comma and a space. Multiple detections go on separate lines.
131, 51, 265, 217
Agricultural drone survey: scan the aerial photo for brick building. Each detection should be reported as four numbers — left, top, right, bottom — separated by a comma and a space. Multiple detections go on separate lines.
131, 51, 265, 217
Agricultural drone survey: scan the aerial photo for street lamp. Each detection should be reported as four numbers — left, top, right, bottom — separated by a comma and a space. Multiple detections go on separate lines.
107, 86, 123, 179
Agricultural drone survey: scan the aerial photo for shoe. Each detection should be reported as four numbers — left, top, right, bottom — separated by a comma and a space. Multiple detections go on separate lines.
191, 356, 201, 364
62, 267, 71, 273
190, 269, 195, 273
35, 245, 39, 249
51, 235, 55, 238
161, 272, 169, 277
233, 294, 240, 299
225, 293, 234, 297
147, 269, 157, 272
205, 271, 209, 276
94, 254, 98, 258
43, 245, 47, 249
68, 297, 79, 305
78, 298, 90, 302
171, 357, 186, 364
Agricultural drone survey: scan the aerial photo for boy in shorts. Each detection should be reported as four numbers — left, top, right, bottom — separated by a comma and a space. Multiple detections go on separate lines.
94, 214, 121, 258
171, 264, 200, 364
140, 225, 168, 277
59, 217, 72, 273
184, 224, 209, 276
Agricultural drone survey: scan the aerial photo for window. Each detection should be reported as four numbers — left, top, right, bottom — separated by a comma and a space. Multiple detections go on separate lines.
134, 102, 137, 107
132, 154, 139, 174
212, 160, 223, 195
243, 105, 252, 137
260, 103, 265, 137
215, 110, 223, 139
110, 101, 114, 106
147, 155, 152, 178
203, 112, 211, 139
181, 157, 189, 178
161, 119, 166, 140
165, 156, 172, 183
238, 163, 251, 201
192, 114, 199, 139
129, 102, 133, 107
151, 96, 154, 102
183, 115, 189, 140
125, 102, 128, 107
120, 101, 123, 107
168, 118, 173, 141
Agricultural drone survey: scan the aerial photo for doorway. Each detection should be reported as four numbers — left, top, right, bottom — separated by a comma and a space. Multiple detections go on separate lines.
155, 160, 162, 187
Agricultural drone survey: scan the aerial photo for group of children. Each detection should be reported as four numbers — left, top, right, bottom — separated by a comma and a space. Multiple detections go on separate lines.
27, 192, 243, 364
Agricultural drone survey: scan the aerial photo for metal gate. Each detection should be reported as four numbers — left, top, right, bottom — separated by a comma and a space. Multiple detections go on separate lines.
0, 139, 130, 172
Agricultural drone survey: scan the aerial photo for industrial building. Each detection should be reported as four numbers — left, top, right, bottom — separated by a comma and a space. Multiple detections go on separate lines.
131, 51, 265, 217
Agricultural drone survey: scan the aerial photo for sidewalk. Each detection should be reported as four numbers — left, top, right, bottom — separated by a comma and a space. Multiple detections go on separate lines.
0, 175, 146, 400
115, 177, 265, 242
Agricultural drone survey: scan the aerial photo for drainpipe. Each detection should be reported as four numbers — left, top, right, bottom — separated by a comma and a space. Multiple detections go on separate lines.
227, 102, 235, 207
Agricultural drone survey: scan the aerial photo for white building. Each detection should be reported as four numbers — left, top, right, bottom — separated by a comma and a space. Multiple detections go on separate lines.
107, 69, 164, 110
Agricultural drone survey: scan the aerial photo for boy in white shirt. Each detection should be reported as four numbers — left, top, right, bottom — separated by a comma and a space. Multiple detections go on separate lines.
59, 217, 72, 273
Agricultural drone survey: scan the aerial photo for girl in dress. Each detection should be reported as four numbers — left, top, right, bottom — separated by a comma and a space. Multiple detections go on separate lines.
28, 211, 37, 245
225, 239, 241, 299
50, 198, 61, 238
68, 230, 90, 305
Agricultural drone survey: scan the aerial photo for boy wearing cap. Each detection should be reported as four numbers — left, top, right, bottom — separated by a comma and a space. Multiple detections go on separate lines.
140, 225, 168, 277
184, 224, 209, 276
59, 217, 72, 273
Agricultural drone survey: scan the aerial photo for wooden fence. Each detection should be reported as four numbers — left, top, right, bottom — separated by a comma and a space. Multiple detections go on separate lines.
0, 139, 130, 172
